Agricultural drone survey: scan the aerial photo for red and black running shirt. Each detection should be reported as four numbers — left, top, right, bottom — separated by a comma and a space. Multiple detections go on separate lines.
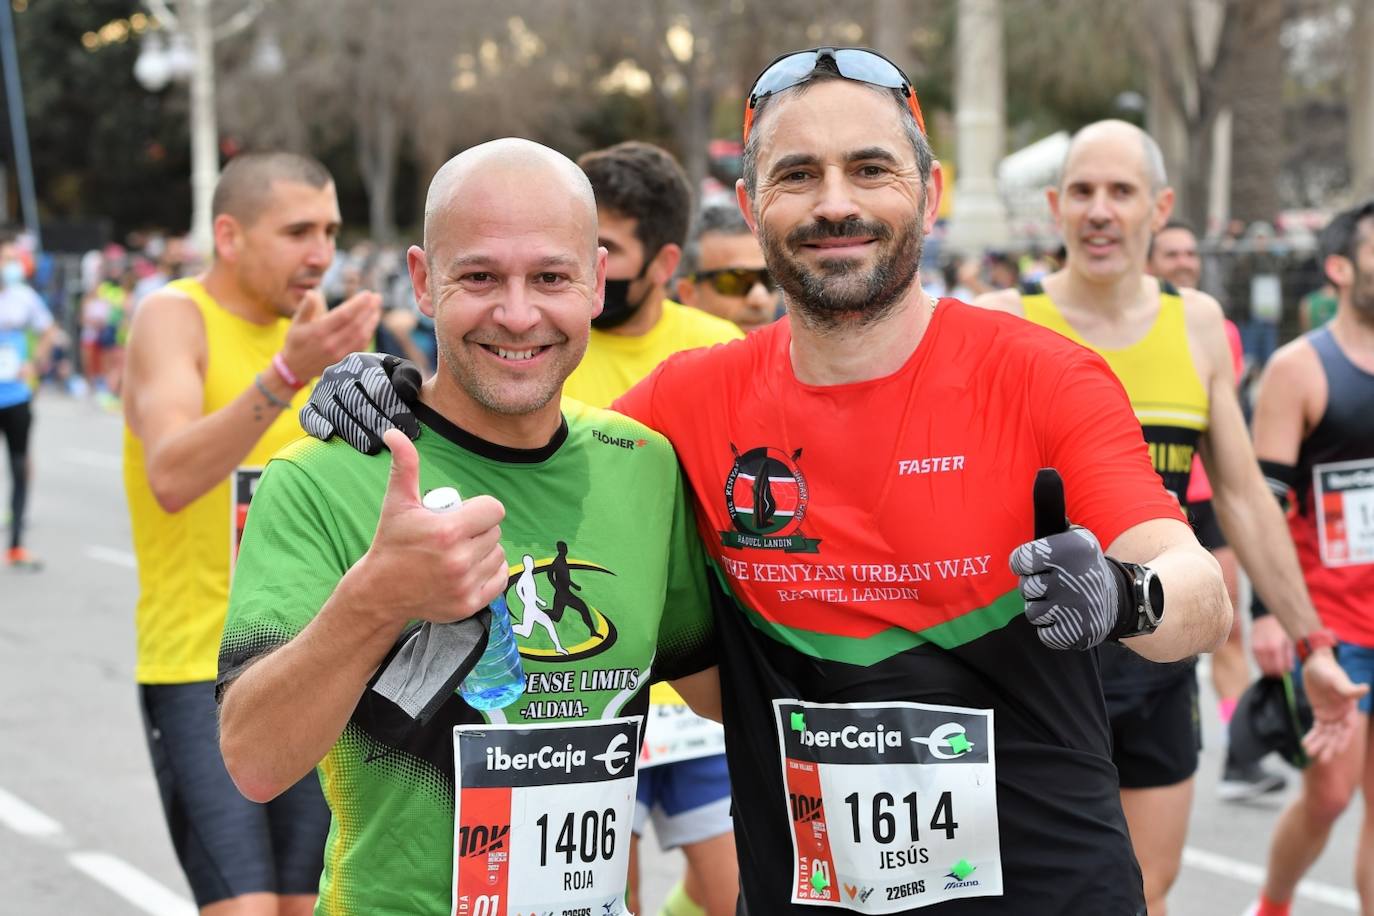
616, 300, 1182, 914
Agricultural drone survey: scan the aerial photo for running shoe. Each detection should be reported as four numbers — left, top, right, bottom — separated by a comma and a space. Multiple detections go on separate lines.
6, 547, 43, 571
1219, 755, 1287, 801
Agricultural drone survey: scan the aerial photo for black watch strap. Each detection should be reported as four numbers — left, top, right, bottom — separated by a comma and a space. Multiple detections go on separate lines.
1106, 559, 1163, 641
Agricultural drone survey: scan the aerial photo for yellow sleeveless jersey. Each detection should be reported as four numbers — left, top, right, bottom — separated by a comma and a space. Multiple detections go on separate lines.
124, 278, 312, 684
566, 299, 742, 704
1021, 280, 1208, 502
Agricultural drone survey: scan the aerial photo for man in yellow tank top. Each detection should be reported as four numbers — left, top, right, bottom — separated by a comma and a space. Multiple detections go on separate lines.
122, 152, 381, 915
572, 142, 743, 916
974, 120, 1363, 916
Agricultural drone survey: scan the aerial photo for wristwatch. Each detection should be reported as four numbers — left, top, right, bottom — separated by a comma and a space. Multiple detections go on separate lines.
1114, 561, 1165, 639
1295, 628, 1338, 663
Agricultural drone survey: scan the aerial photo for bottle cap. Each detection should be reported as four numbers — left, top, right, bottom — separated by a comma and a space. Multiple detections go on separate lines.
422, 486, 463, 514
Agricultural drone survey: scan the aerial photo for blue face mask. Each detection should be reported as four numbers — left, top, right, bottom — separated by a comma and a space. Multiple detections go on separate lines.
1, 261, 24, 286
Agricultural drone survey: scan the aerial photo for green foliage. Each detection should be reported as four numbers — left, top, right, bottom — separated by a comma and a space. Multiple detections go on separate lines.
16, 0, 192, 240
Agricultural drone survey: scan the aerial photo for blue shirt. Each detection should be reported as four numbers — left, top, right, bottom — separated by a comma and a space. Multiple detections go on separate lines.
0, 283, 52, 408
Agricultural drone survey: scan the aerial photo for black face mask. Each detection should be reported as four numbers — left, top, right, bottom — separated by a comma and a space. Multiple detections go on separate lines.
593, 261, 655, 330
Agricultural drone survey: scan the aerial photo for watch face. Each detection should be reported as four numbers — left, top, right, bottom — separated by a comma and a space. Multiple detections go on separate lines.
1146, 572, 1164, 622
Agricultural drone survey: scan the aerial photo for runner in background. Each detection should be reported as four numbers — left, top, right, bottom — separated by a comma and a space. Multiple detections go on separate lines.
1146, 220, 1288, 800
676, 200, 782, 334
122, 151, 380, 915
0, 240, 56, 570
978, 120, 1363, 916
1248, 199, 1374, 916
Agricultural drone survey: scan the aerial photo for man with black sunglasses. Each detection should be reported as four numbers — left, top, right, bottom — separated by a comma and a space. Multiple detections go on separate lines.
677, 201, 782, 333
300, 47, 1233, 914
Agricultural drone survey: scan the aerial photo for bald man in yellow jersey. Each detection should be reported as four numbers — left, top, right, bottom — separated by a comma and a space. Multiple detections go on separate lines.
975, 120, 1364, 916
122, 152, 381, 916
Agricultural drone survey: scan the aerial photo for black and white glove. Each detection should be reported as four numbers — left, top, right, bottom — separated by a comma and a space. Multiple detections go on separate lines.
1009, 469, 1136, 651
300, 353, 422, 455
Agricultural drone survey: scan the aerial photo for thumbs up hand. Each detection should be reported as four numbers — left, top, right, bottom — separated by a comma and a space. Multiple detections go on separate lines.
1009, 469, 1125, 651
351, 430, 510, 627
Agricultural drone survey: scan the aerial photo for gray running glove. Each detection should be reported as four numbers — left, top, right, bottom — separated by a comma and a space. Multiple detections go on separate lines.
300, 353, 422, 456
1009, 469, 1135, 651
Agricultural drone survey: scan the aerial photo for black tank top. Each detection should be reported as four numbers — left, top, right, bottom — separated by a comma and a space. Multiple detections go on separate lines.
1296, 327, 1374, 504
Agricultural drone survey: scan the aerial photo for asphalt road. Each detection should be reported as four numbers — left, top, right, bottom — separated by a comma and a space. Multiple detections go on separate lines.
0, 394, 1360, 915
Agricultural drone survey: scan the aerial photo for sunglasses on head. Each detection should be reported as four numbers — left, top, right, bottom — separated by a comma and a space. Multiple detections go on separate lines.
742, 46, 926, 143
690, 267, 777, 296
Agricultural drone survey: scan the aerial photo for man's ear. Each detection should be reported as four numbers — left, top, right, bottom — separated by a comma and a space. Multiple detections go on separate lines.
922, 161, 945, 233
1323, 253, 1353, 290
736, 179, 759, 237
676, 276, 697, 306
407, 245, 435, 318
212, 214, 241, 264
1150, 187, 1176, 234
648, 243, 681, 289
591, 246, 607, 320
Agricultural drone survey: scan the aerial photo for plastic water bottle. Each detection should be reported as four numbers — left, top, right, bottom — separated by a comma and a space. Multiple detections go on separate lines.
422, 487, 526, 710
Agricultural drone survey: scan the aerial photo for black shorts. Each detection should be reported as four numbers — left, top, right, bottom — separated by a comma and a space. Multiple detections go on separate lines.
140, 682, 331, 906
1104, 675, 1201, 789
1187, 499, 1227, 551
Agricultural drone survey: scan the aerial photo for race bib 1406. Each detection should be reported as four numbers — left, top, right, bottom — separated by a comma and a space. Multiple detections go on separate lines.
452, 717, 640, 916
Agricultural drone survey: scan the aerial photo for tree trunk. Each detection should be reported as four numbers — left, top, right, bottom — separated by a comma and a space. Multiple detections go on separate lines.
1144, 0, 1239, 234
1182, 118, 1214, 235
1350, 0, 1374, 198
681, 71, 713, 204
358, 102, 398, 245
679, 2, 716, 203
870, 0, 914, 75
1226, 0, 1282, 225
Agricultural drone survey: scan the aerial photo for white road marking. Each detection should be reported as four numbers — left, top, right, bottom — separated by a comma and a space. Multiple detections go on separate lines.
85, 545, 136, 570
68, 852, 196, 916
0, 786, 63, 839
1, 786, 195, 915
58, 448, 122, 472
1183, 845, 1359, 910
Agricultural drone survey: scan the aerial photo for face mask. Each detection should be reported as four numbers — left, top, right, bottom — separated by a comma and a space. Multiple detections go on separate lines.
592, 266, 655, 330
1, 261, 24, 286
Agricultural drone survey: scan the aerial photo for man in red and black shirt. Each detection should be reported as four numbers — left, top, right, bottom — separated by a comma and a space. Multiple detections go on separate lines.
305, 49, 1240, 914
607, 49, 1236, 914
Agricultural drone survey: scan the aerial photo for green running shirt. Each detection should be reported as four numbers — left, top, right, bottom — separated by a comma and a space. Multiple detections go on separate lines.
218, 399, 715, 915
